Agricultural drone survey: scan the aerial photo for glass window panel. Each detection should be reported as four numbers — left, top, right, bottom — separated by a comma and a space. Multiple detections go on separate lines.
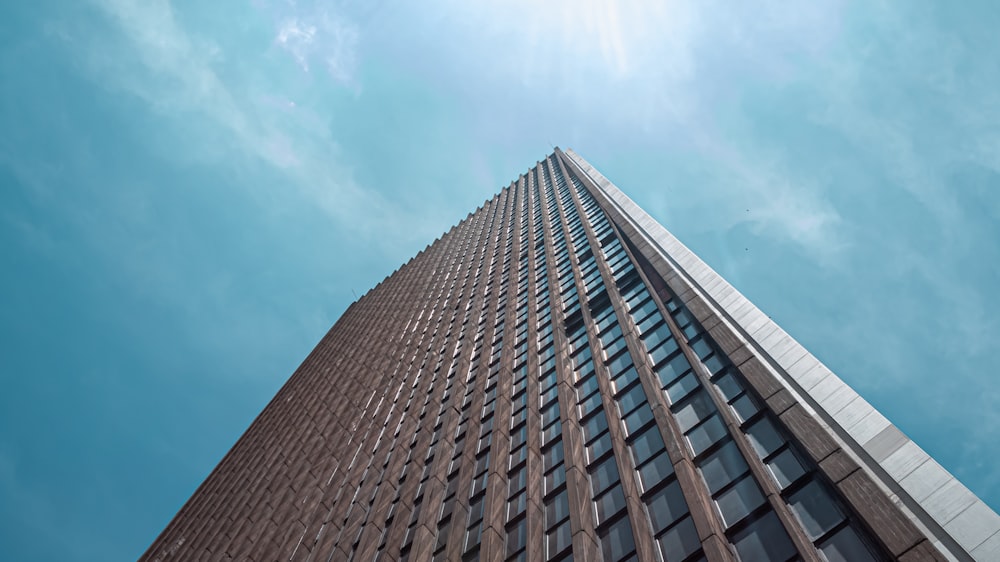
469, 495, 485, 524
648, 338, 681, 366
579, 391, 604, 418
590, 455, 620, 494
607, 351, 634, 377
546, 519, 572, 559
594, 485, 627, 524
713, 371, 743, 401
545, 464, 566, 494
588, 432, 614, 463
604, 338, 630, 360
637, 451, 675, 492
509, 466, 526, 495
616, 383, 647, 415
507, 491, 526, 521
543, 442, 565, 472
686, 414, 728, 456
690, 336, 712, 359
699, 439, 750, 494
702, 353, 726, 375
730, 510, 797, 562
576, 374, 598, 398
674, 390, 717, 432
730, 393, 759, 423
623, 403, 655, 436
788, 479, 846, 540
506, 518, 527, 555
766, 448, 806, 489
543, 418, 563, 446
545, 489, 570, 528
582, 412, 609, 443
818, 525, 877, 562
657, 515, 701, 561
630, 425, 666, 466
599, 516, 636, 562
656, 354, 692, 386
611, 366, 639, 395
664, 372, 700, 404
745, 417, 785, 458
646, 479, 688, 532
673, 308, 694, 328
714, 474, 765, 527
639, 321, 672, 350
630, 298, 658, 322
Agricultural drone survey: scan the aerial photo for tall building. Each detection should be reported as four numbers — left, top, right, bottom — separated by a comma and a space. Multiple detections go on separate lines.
143, 149, 999, 562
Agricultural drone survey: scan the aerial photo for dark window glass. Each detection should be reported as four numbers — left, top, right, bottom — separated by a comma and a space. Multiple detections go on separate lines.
664, 371, 700, 404
576, 374, 599, 398
714, 474, 765, 527
610, 366, 639, 395
546, 519, 572, 559
545, 464, 567, 496
674, 390, 717, 432
818, 525, 877, 562
509, 466, 526, 495
594, 484, 627, 524
646, 479, 688, 532
639, 321, 671, 349
730, 510, 797, 562
630, 425, 665, 466
766, 448, 806, 489
579, 391, 604, 418
648, 338, 681, 366
606, 351, 634, 377
623, 403, 655, 436
730, 393, 759, 422
713, 371, 743, 401
588, 431, 614, 463
507, 491, 526, 521
590, 455, 620, 494
788, 479, 845, 540
582, 412, 609, 443
616, 384, 647, 415
689, 336, 712, 359
637, 451, 675, 492
657, 515, 701, 561
543, 441, 565, 472
699, 439, 750, 494
656, 354, 692, 386
545, 489, 570, 528
506, 518, 527, 555
745, 417, 784, 458
599, 516, 636, 562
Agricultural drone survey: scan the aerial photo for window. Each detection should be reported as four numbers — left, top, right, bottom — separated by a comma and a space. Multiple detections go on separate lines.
730, 510, 797, 562
646, 479, 687, 533
599, 516, 636, 562
787, 479, 845, 540
594, 485, 627, 524
818, 526, 877, 562
590, 455, 620, 494
656, 516, 701, 561
699, 439, 750, 494
714, 474, 765, 527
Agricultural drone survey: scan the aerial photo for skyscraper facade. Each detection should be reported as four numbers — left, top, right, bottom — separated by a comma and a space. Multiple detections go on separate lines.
143, 149, 999, 562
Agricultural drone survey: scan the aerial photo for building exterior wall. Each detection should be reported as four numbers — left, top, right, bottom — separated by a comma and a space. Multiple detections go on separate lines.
143, 150, 999, 562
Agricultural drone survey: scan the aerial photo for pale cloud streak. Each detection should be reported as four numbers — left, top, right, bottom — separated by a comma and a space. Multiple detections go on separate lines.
63, 0, 401, 233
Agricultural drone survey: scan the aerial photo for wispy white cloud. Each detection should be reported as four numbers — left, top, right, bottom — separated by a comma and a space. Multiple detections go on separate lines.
60, 0, 401, 232
272, 6, 359, 86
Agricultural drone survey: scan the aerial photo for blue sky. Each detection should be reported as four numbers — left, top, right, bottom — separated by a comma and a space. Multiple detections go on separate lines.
1, 0, 998, 559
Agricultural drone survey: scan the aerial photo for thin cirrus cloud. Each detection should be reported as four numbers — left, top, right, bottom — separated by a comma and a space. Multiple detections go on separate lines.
76, 0, 399, 236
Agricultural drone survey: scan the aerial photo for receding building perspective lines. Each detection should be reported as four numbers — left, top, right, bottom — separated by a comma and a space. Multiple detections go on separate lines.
143, 150, 1000, 562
